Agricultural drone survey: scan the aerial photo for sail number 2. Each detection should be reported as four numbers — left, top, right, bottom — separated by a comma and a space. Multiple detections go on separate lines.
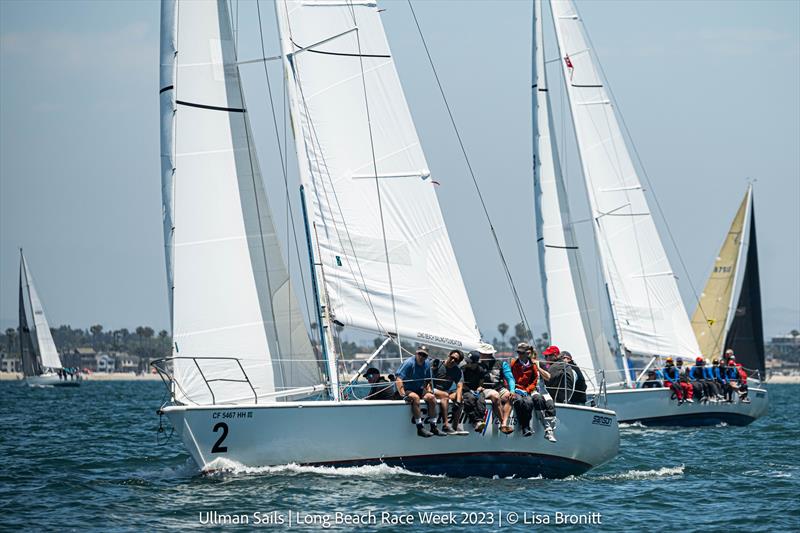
209, 411, 253, 453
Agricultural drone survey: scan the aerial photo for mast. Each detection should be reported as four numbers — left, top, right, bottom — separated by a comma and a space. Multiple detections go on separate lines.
300, 185, 340, 400
532, 0, 615, 388
548, 0, 700, 362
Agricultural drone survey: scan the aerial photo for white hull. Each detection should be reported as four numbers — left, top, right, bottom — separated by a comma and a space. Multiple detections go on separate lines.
25, 373, 80, 387
163, 400, 619, 478
605, 387, 768, 426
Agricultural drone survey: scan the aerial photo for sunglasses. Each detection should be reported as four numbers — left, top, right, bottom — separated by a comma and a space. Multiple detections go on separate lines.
417, 353, 429, 358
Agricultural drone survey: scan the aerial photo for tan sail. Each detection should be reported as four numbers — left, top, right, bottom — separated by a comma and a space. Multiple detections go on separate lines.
691, 189, 749, 358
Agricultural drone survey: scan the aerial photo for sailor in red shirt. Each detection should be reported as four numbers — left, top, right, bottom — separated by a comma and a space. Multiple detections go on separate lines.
509, 343, 557, 442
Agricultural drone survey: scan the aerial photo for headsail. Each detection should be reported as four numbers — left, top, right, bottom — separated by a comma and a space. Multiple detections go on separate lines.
532, 0, 615, 387
275, 0, 481, 351
549, 0, 700, 359
691, 188, 749, 359
19, 257, 40, 377
20, 253, 62, 370
724, 186, 764, 375
160, 0, 323, 405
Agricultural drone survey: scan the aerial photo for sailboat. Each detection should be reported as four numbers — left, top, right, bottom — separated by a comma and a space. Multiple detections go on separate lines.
692, 185, 766, 378
154, 0, 618, 478
533, 0, 766, 425
18, 250, 78, 387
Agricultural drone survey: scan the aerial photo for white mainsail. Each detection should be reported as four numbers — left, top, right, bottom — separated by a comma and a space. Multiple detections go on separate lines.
160, 0, 323, 405
549, 0, 700, 359
275, 0, 482, 351
532, 0, 615, 386
21, 253, 62, 370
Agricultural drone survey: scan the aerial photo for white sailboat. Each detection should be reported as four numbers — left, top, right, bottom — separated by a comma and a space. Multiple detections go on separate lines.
18, 250, 78, 387
155, 0, 618, 477
533, 0, 766, 425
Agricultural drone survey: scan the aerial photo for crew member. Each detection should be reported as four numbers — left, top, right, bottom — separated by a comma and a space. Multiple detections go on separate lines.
431, 350, 465, 435
395, 346, 439, 437
510, 343, 557, 442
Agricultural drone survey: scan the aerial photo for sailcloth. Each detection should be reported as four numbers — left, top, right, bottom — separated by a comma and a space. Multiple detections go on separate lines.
275, 0, 481, 350
19, 260, 40, 377
532, 0, 615, 386
20, 253, 62, 370
160, 0, 323, 405
549, 0, 700, 359
691, 189, 749, 359
723, 187, 764, 375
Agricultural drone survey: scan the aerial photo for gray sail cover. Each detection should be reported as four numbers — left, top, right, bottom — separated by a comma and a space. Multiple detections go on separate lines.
160, 0, 322, 405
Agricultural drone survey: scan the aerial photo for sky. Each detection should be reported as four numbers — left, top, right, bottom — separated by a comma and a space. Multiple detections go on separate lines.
1, 0, 798, 343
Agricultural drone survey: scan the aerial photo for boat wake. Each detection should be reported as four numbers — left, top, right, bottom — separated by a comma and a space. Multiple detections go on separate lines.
597, 465, 685, 481
203, 458, 441, 479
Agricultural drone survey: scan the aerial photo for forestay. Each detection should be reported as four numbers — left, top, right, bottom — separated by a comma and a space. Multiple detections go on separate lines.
160, 0, 323, 405
549, 0, 700, 359
275, 0, 481, 350
21, 254, 62, 370
532, 0, 616, 387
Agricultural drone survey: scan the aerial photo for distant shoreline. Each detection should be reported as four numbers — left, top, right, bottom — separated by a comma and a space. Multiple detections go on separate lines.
0, 372, 161, 381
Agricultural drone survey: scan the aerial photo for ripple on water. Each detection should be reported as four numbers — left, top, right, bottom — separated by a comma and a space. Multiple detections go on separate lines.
1, 381, 798, 532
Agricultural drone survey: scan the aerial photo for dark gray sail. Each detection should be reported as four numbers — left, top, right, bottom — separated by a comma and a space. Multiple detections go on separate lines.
19, 262, 41, 377
724, 198, 765, 376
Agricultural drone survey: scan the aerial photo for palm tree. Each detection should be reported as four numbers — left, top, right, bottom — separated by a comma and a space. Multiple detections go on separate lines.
5, 328, 16, 354
497, 323, 509, 348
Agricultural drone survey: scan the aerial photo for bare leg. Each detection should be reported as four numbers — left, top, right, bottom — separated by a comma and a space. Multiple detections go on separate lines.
500, 392, 513, 426
433, 389, 451, 428
407, 391, 422, 421
423, 392, 437, 422
483, 389, 502, 420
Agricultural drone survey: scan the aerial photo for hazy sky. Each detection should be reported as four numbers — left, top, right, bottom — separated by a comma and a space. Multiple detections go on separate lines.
1, 0, 798, 342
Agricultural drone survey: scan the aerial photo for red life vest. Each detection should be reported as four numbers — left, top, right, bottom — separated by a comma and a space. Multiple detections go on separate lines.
511, 358, 539, 393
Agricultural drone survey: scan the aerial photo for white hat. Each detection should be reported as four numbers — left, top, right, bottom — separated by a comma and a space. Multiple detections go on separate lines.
478, 342, 496, 355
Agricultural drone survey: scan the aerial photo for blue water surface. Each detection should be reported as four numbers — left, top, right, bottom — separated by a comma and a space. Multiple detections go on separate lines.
1, 381, 798, 531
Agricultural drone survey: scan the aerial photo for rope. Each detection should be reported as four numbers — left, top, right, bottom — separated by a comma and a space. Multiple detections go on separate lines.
407, 0, 531, 336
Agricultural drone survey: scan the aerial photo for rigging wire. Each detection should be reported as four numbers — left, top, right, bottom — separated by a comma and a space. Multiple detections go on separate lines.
406, 0, 531, 338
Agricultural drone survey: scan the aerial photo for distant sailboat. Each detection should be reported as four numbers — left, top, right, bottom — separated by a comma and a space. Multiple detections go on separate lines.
154, 0, 619, 478
18, 250, 78, 387
692, 184, 765, 377
533, 0, 766, 425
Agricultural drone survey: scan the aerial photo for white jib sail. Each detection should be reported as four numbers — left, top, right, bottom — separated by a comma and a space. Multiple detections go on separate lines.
275, 0, 482, 351
550, 0, 700, 359
532, 0, 615, 388
21, 254, 62, 370
160, 0, 323, 405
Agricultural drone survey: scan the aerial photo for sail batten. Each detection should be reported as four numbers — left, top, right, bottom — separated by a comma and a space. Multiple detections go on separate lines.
275, 0, 482, 351
549, 0, 700, 359
161, 0, 323, 405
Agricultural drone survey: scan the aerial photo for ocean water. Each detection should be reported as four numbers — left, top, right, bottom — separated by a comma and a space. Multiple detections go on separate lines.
1, 381, 798, 531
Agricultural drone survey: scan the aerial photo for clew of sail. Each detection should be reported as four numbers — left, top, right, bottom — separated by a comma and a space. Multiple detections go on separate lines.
21, 253, 62, 370
274, 0, 481, 351
160, 0, 323, 405
691, 187, 749, 359
549, 0, 700, 359
532, 0, 616, 388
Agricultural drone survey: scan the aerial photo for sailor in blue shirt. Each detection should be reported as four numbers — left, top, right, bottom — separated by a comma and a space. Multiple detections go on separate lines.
395, 346, 440, 437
